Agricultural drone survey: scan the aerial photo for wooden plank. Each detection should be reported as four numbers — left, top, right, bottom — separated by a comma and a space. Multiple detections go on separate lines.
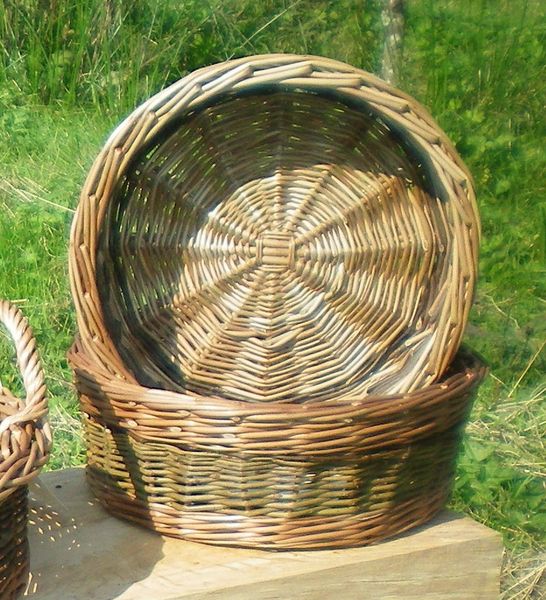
24, 468, 502, 599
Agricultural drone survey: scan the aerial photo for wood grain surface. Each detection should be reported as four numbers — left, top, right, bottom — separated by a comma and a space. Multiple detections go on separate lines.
25, 468, 502, 600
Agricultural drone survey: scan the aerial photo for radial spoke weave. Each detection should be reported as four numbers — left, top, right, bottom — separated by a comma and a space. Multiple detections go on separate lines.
68, 55, 483, 549
71, 57, 479, 401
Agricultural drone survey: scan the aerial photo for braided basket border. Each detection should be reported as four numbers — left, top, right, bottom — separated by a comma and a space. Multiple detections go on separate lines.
69, 343, 486, 456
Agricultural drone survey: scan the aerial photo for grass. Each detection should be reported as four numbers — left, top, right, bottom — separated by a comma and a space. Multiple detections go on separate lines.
399, 0, 546, 560
0, 105, 115, 468
398, 2, 546, 594
0, 0, 544, 596
0, 0, 382, 111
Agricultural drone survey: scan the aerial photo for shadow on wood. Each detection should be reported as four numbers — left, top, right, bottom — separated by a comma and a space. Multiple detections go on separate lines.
24, 469, 164, 599
24, 468, 502, 599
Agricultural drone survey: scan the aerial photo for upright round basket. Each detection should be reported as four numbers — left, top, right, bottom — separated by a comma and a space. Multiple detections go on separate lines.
0, 301, 50, 599
70, 54, 480, 403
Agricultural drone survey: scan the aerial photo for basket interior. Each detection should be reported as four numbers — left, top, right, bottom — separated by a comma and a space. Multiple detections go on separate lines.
97, 90, 454, 402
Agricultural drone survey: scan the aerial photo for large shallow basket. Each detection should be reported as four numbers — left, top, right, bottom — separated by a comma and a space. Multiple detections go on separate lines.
70, 54, 480, 403
69, 343, 486, 549
0, 301, 50, 599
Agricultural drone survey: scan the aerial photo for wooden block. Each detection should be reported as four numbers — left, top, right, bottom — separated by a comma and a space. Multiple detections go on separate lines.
24, 468, 502, 600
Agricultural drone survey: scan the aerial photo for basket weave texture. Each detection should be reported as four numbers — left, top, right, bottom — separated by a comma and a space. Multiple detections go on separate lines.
0, 301, 50, 599
69, 342, 485, 549
69, 54, 485, 549
70, 54, 480, 403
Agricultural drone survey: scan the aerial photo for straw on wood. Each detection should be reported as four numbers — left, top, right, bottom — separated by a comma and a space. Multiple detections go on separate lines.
0, 300, 50, 599
69, 343, 486, 549
70, 54, 480, 403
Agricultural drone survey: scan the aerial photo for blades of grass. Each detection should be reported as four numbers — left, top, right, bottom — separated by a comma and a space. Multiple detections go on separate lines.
226, 0, 303, 58
508, 339, 546, 398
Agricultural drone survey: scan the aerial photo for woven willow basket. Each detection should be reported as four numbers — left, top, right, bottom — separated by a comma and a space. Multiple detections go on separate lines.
69, 343, 485, 549
0, 301, 50, 599
70, 54, 480, 403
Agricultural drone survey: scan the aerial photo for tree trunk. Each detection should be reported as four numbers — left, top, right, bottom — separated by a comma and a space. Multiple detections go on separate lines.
380, 0, 405, 84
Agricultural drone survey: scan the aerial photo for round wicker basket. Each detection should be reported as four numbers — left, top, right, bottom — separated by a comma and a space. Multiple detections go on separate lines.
0, 301, 50, 599
70, 54, 480, 403
69, 343, 486, 549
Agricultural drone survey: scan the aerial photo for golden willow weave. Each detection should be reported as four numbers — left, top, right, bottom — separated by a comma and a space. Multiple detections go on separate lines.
69, 343, 486, 549
70, 54, 480, 403
0, 301, 50, 599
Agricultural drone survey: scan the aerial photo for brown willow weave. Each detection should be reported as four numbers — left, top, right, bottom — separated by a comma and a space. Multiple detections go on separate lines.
0, 301, 50, 599
69, 343, 486, 549
70, 54, 480, 403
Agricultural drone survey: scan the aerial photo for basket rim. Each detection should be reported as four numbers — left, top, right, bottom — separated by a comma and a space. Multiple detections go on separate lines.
70, 341, 486, 410
69, 53, 481, 399
70, 343, 487, 456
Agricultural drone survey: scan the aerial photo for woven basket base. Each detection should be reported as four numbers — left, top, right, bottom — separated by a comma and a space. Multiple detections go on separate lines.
0, 487, 29, 600
85, 416, 461, 550
72, 56, 480, 405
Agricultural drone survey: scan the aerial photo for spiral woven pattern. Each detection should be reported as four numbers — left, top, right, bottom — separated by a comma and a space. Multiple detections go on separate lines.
0, 301, 50, 599
69, 344, 485, 549
70, 54, 480, 402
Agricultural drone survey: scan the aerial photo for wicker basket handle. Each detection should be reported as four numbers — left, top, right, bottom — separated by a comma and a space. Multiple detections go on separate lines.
0, 300, 46, 433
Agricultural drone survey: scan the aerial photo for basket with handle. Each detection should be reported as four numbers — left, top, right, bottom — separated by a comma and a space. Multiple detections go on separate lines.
0, 300, 50, 599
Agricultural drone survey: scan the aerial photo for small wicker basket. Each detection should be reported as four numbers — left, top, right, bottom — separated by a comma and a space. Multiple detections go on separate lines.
0, 301, 50, 599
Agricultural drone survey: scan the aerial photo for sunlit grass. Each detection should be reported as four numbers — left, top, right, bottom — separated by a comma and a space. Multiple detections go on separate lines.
400, 2, 545, 590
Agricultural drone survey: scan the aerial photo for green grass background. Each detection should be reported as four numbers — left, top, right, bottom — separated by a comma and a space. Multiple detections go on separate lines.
0, 0, 544, 591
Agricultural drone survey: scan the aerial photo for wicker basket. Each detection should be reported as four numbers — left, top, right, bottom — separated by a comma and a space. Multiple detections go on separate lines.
70, 54, 480, 403
69, 54, 485, 549
69, 342, 485, 549
0, 301, 50, 599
